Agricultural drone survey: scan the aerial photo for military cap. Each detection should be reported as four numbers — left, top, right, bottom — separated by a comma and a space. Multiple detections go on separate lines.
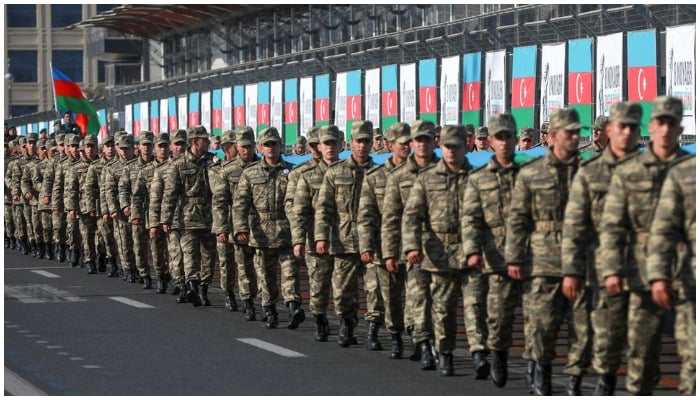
117, 134, 135, 148
319, 125, 343, 143
235, 126, 255, 146
37, 138, 47, 148
385, 122, 412, 144
55, 133, 65, 145
607, 102, 641, 125
549, 108, 582, 131
593, 115, 610, 131
540, 122, 550, 133
65, 134, 81, 147
220, 130, 235, 146
155, 132, 170, 146
46, 139, 57, 150
259, 127, 282, 145
25, 132, 38, 141
487, 114, 516, 136
306, 126, 320, 144
139, 131, 155, 144
172, 129, 187, 144
82, 135, 98, 147
53, 120, 61, 126
211, 135, 221, 145
187, 125, 209, 140
476, 126, 489, 138
519, 127, 535, 140
8, 125, 16, 130
373, 127, 384, 138
295, 135, 307, 146
351, 120, 374, 140
465, 124, 475, 135
440, 125, 467, 146
102, 133, 115, 145
8, 139, 17, 148
18, 137, 27, 146
410, 120, 436, 139
651, 96, 684, 122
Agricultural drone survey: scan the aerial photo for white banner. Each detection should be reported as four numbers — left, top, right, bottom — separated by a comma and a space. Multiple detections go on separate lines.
596, 32, 623, 118
484, 50, 506, 124
270, 80, 283, 131
440, 56, 460, 125
666, 24, 696, 134
400, 63, 416, 123
222, 87, 232, 132
159, 98, 168, 133
245, 83, 258, 132
200, 91, 211, 134
177, 96, 187, 129
125, 104, 133, 134
365, 68, 381, 127
540, 42, 566, 124
139, 101, 149, 133
300, 76, 314, 135
335, 72, 347, 131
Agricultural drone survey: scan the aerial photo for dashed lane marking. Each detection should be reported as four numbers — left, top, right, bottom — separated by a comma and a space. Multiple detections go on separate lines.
236, 338, 307, 358
31, 270, 61, 278
4, 366, 48, 396
107, 297, 155, 309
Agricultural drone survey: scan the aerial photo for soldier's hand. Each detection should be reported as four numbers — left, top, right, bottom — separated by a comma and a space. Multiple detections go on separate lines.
385, 258, 399, 273
150, 227, 160, 239
507, 264, 524, 280
24, 192, 33, 200
52, 210, 61, 216
467, 254, 484, 269
111, 212, 120, 220
162, 224, 170, 234
102, 214, 110, 223
236, 233, 249, 244
68, 210, 76, 219
123, 206, 131, 217
562, 275, 582, 301
361, 251, 374, 264
217, 233, 229, 243
131, 218, 140, 225
43, 196, 51, 205
293, 243, 305, 259
605, 275, 624, 295
315, 240, 328, 255
89, 211, 96, 218
12, 195, 19, 202
650, 280, 675, 310
406, 250, 423, 265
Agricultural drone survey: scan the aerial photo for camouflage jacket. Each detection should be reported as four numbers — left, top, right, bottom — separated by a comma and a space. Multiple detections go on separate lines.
290, 159, 332, 249
64, 156, 95, 214
210, 154, 260, 236
4, 154, 18, 204
19, 155, 41, 206
35, 157, 56, 211
51, 156, 78, 212
12, 155, 39, 205
162, 150, 214, 230
315, 155, 375, 255
84, 156, 112, 217
380, 154, 439, 262
147, 159, 171, 229
130, 158, 164, 224
232, 158, 294, 248
118, 157, 151, 217
598, 145, 690, 291
284, 157, 320, 221
461, 156, 520, 274
103, 156, 131, 216
579, 140, 605, 154
357, 158, 398, 259
505, 148, 579, 278
402, 159, 472, 272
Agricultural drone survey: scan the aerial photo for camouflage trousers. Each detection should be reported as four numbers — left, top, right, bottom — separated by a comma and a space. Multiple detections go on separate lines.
65, 215, 79, 252
626, 291, 664, 395
5, 202, 14, 238
520, 279, 534, 361
591, 290, 628, 375
332, 253, 362, 320
132, 223, 150, 277
674, 297, 696, 396
430, 269, 468, 354
307, 252, 334, 315
363, 262, 387, 323
51, 210, 65, 244
150, 229, 168, 277
381, 263, 407, 334
217, 237, 236, 293
234, 243, 258, 301
255, 246, 300, 306
22, 203, 35, 243
39, 210, 53, 244
462, 269, 489, 354
78, 214, 97, 262
167, 230, 184, 285
180, 229, 215, 285
14, 204, 26, 239
114, 218, 135, 272
406, 264, 434, 344
486, 272, 522, 352
29, 205, 42, 244
97, 217, 117, 259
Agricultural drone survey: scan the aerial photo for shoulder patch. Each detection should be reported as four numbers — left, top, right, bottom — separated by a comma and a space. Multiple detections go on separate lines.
243, 160, 260, 170
615, 151, 642, 166
519, 155, 544, 168
329, 159, 345, 168
580, 152, 603, 166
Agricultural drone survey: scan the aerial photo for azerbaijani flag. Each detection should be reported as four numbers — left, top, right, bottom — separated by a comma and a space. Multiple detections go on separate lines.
284, 78, 299, 145
568, 38, 593, 136
133, 102, 142, 134
381, 64, 398, 129
233, 86, 245, 129
257, 82, 270, 133
511, 46, 537, 132
96, 109, 108, 139
150, 99, 159, 133
50, 64, 100, 136
627, 29, 657, 137
346, 70, 362, 135
188, 92, 200, 127
315, 74, 330, 127
168, 97, 178, 131
462, 52, 481, 126
419, 59, 437, 123
212, 89, 223, 136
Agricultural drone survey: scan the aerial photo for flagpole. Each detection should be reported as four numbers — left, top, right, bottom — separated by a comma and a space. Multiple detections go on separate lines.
49, 62, 60, 118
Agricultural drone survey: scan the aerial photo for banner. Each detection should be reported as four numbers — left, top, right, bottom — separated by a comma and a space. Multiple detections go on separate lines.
270, 80, 283, 133
335, 72, 347, 137
568, 38, 593, 134
300, 76, 313, 133
484, 50, 506, 124
212, 89, 222, 136
365, 68, 381, 128
666, 24, 696, 134
419, 59, 438, 123
188, 92, 200, 127
314, 74, 329, 127
400, 63, 417, 123
177, 96, 187, 129
540, 42, 566, 125
440, 56, 460, 126
222, 87, 232, 132
139, 101, 148, 135
596, 32, 623, 118
462, 52, 481, 127
511, 46, 537, 132
233, 85, 245, 129
125, 104, 132, 134
150, 99, 159, 133
96, 109, 107, 139
346, 70, 362, 138
257, 82, 270, 132
285, 78, 299, 145
245, 84, 258, 132
628, 29, 657, 137
132, 102, 141, 134
159, 98, 168, 133
381, 64, 398, 129
168, 97, 177, 132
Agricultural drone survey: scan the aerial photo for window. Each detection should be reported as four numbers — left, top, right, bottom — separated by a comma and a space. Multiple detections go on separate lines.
6, 5, 36, 27
51, 5, 82, 28
52, 50, 83, 82
98, 60, 107, 83
8, 51, 38, 82
96, 4, 119, 14
11, 105, 38, 117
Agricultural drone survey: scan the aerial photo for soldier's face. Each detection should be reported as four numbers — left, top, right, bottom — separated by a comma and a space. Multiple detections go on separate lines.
155, 143, 168, 160
351, 138, 371, 159
388, 140, 410, 160
411, 135, 435, 158
465, 134, 475, 150
26, 140, 37, 156
237, 144, 255, 162
320, 140, 342, 162
308, 143, 321, 159
373, 136, 383, 150
294, 144, 305, 154
648, 116, 683, 150
102, 143, 115, 158
550, 128, 580, 154
475, 136, 490, 150
607, 120, 639, 154
84, 144, 97, 159
518, 137, 533, 150
139, 143, 153, 159
57, 144, 65, 153
171, 141, 186, 157
261, 140, 281, 159
68, 144, 79, 157
191, 138, 209, 155
492, 132, 517, 158
441, 143, 466, 166
229, 143, 238, 158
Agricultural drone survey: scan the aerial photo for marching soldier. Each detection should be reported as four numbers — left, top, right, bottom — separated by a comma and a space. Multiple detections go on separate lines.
534, 122, 549, 148
4, 139, 18, 249
465, 124, 477, 152
579, 116, 609, 154
475, 126, 491, 152
11, 136, 32, 255
517, 127, 536, 151
54, 134, 84, 266
34, 139, 57, 259
50, 133, 68, 262
19, 134, 42, 258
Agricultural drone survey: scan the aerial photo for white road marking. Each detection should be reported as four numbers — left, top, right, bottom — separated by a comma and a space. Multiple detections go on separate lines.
35, 340, 48, 344
5, 325, 19, 328
6, 266, 71, 270
82, 365, 102, 369
16, 330, 30, 333
4, 284, 85, 303
24, 334, 39, 338
31, 270, 61, 278
4, 366, 48, 396
236, 338, 307, 358
57, 352, 70, 356
108, 297, 155, 309
46, 345, 63, 349
69, 357, 84, 361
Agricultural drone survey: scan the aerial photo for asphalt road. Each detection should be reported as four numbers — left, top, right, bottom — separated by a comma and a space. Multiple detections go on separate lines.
4, 247, 681, 396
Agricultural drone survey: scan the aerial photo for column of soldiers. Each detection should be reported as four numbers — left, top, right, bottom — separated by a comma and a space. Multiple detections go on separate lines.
4, 95, 693, 395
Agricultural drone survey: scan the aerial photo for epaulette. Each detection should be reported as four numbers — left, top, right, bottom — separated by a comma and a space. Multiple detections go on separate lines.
124, 158, 138, 166
367, 164, 385, 175
615, 151, 642, 166
519, 155, 544, 168
329, 159, 345, 168
470, 163, 489, 174
243, 160, 260, 169
669, 152, 695, 168
580, 152, 603, 166
292, 159, 311, 170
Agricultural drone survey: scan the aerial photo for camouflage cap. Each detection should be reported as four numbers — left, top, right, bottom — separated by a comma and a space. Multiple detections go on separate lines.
593, 115, 609, 131
549, 108, 582, 131
155, 132, 170, 145
519, 127, 535, 140
476, 126, 489, 138
18, 137, 27, 146
609, 102, 642, 125
410, 120, 436, 139
102, 133, 115, 145
172, 129, 187, 144
351, 120, 374, 140
540, 122, 550, 133
53, 119, 61, 126
295, 135, 307, 146
259, 127, 282, 145
65, 134, 81, 147
187, 125, 209, 140
46, 139, 57, 150
464, 124, 475, 135
117, 134, 135, 148
385, 122, 411, 144
319, 125, 343, 143
488, 114, 516, 136
220, 130, 235, 146
82, 135, 98, 147
235, 126, 255, 146
373, 127, 384, 138
55, 133, 65, 145
306, 126, 320, 144
651, 96, 683, 122
37, 138, 47, 148
25, 132, 38, 142
8, 139, 17, 148
440, 125, 467, 146
139, 131, 155, 144
211, 135, 221, 144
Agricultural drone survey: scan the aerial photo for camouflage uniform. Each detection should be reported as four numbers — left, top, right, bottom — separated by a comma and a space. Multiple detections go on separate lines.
85, 136, 117, 273
11, 137, 35, 253
34, 139, 56, 258
4, 140, 18, 248
51, 134, 68, 261
53, 135, 82, 264
19, 135, 42, 256
647, 155, 696, 396
580, 116, 609, 154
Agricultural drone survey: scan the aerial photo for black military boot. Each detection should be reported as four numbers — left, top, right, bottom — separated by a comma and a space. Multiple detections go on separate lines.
96, 254, 106, 273
566, 374, 583, 396
57, 243, 66, 263
420, 341, 436, 370
186, 281, 202, 307
171, 283, 181, 295
224, 291, 238, 311
46, 242, 54, 260
438, 353, 455, 376
471, 351, 491, 380
314, 314, 330, 342
199, 284, 211, 306
525, 360, 536, 393
21, 238, 30, 255
30, 240, 38, 257
365, 321, 383, 351
490, 350, 508, 388
155, 275, 168, 294
338, 318, 355, 347
175, 284, 188, 303
286, 301, 305, 330
243, 299, 256, 321
594, 374, 617, 396
10, 237, 16, 250
533, 363, 552, 396
389, 333, 403, 359
107, 260, 119, 277
37, 241, 46, 259
69, 249, 80, 267
4, 235, 9, 248
142, 275, 152, 290
264, 305, 279, 329
85, 261, 97, 274
407, 328, 421, 361
127, 268, 138, 283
